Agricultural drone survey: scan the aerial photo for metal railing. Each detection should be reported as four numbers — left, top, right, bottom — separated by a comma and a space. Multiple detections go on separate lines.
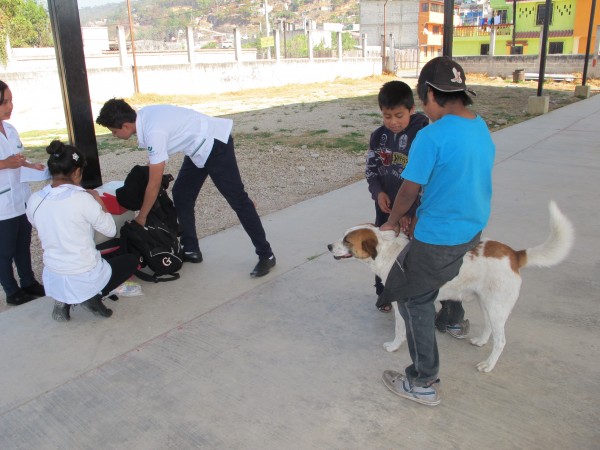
454, 24, 513, 38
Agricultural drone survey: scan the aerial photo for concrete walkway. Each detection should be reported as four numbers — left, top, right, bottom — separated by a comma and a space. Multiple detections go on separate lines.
1, 94, 599, 449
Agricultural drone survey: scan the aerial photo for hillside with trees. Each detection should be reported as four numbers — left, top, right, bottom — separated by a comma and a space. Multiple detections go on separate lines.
79, 0, 360, 43
1, 0, 359, 64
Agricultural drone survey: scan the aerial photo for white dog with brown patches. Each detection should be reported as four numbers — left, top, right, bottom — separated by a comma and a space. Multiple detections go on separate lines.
328, 201, 574, 372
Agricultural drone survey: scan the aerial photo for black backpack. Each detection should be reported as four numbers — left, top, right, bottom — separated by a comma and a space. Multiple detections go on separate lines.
119, 215, 183, 282
99, 165, 184, 282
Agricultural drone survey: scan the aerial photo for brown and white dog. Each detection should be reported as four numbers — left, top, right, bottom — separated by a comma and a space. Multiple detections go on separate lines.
327, 201, 574, 372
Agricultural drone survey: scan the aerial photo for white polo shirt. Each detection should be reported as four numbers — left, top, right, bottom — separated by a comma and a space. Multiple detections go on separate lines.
136, 105, 233, 168
0, 121, 31, 220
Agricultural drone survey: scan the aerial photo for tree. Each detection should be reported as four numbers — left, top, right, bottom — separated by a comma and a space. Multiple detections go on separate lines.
1, 0, 53, 64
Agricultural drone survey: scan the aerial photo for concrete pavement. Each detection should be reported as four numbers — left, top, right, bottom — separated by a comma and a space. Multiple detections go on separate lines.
1, 94, 599, 449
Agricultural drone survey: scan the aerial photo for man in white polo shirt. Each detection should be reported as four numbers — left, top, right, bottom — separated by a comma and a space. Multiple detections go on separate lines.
96, 99, 276, 278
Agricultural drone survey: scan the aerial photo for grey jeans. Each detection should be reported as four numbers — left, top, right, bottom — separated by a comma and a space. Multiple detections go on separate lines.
382, 232, 481, 386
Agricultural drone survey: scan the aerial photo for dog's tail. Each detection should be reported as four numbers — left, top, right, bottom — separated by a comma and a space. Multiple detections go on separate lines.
524, 201, 574, 268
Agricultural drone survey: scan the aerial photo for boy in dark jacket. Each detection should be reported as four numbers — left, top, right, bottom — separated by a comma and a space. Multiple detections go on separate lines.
365, 81, 428, 311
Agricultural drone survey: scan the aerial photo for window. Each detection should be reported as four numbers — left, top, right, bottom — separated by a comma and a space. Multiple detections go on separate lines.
431, 3, 443, 13
536, 3, 553, 25
498, 9, 507, 24
549, 41, 564, 54
432, 25, 440, 34
421, 2, 429, 12
510, 45, 523, 55
480, 44, 490, 55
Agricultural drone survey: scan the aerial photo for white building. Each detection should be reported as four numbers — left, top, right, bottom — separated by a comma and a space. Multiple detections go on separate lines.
81, 27, 109, 55
360, 0, 419, 49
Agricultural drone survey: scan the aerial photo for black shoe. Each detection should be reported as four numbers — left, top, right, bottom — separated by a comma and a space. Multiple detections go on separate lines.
183, 250, 203, 263
22, 280, 45, 298
435, 300, 452, 332
81, 295, 113, 318
250, 255, 276, 278
52, 301, 71, 321
6, 289, 36, 306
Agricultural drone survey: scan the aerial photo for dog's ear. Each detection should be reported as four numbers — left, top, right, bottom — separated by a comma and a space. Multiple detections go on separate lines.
362, 236, 378, 259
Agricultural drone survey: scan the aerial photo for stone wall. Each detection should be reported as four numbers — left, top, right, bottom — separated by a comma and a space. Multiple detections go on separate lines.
454, 54, 600, 78
1, 57, 382, 131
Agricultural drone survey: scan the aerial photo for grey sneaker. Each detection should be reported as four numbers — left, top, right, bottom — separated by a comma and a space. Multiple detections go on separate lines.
52, 301, 71, 322
446, 319, 470, 339
382, 370, 440, 406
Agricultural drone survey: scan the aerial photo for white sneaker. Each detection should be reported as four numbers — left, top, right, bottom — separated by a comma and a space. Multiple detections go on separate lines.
382, 370, 440, 406
446, 319, 470, 339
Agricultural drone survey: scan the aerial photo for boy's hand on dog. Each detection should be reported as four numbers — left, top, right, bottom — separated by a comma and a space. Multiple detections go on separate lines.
400, 215, 413, 238
379, 220, 400, 235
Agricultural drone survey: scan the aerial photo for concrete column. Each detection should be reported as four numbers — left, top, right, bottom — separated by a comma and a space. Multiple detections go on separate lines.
186, 26, 195, 65
234, 27, 242, 62
528, 95, 549, 115
5, 35, 13, 66
337, 32, 343, 61
389, 33, 395, 71
308, 30, 313, 61
362, 33, 367, 59
274, 29, 281, 61
117, 25, 127, 68
594, 25, 600, 73
489, 26, 496, 56
47, 0, 101, 188
574, 85, 591, 98
572, 36, 580, 55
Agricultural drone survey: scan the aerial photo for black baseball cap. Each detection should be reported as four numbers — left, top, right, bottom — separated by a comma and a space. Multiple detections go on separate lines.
418, 56, 475, 95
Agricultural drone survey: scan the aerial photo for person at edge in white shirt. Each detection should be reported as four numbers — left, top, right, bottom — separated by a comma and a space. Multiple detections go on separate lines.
96, 99, 276, 278
0, 80, 46, 306
26, 140, 138, 322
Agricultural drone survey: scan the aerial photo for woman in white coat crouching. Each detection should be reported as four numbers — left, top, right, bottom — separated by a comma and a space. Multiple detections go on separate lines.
27, 140, 138, 321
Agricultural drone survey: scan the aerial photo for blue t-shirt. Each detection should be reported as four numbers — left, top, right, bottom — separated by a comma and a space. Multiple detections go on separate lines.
401, 114, 495, 245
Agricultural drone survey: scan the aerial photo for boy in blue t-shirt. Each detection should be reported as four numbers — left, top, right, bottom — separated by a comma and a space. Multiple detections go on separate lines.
379, 57, 495, 406
365, 80, 428, 312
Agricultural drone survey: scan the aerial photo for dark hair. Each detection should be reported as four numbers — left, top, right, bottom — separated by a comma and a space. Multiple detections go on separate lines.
96, 98, 137, 129
46, 140, 87, 177
378, 81, 415, 110
417, 82, 473, 107
0, 80, 8, 104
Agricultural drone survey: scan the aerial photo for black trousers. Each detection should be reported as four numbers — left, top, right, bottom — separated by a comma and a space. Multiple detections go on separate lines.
172, 136, 272, 259
101, 254, 138, 296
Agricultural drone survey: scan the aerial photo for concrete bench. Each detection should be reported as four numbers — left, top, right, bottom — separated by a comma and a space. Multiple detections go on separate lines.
524, 72, 576, 82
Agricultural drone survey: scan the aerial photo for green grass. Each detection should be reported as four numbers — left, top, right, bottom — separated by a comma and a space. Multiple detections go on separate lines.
329, 131, 366, 154
235, 128, 367, 155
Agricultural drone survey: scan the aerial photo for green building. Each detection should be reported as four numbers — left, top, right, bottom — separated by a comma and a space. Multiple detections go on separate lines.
454, 0, 577, 56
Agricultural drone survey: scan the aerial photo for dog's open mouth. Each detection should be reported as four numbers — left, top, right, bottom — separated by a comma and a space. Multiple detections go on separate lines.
333, 253, 352, 260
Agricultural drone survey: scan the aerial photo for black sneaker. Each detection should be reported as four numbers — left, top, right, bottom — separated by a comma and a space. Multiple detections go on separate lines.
52, 301, 71, 322
22, 280, 45, 298
183, 250, 203, 263
6, 289, 36, 306
81, 295, 113, 318
250, 255, 276, 278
